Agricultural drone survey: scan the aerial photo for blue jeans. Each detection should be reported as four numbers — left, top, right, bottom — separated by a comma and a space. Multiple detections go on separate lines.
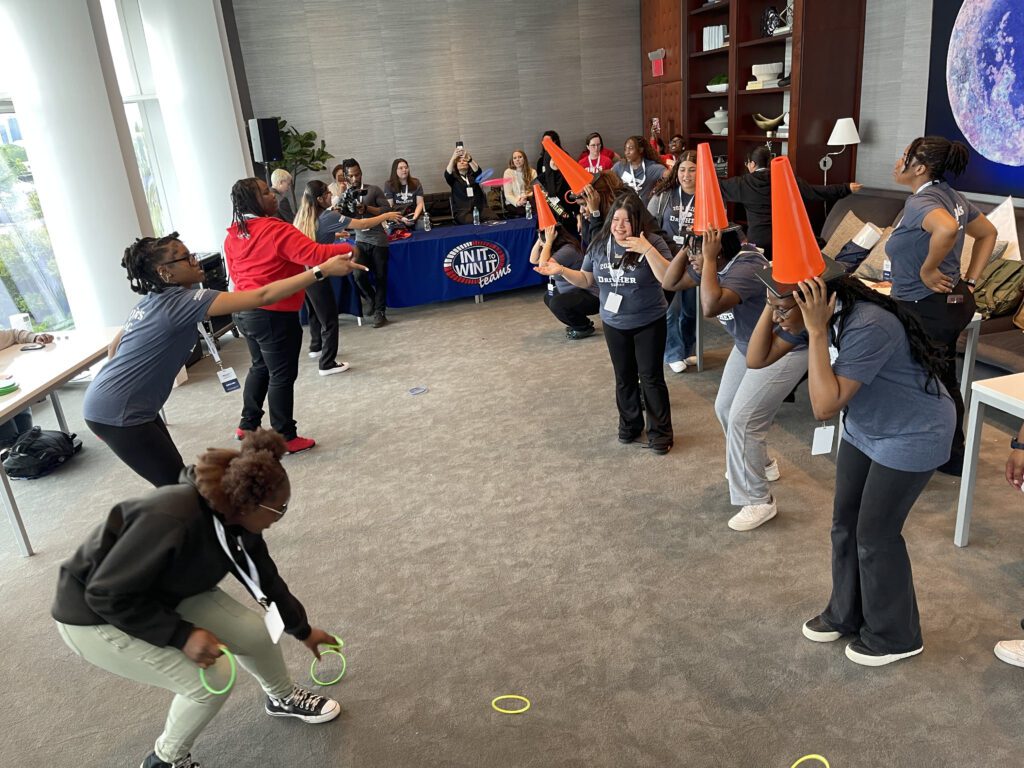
664, 289, 697, 363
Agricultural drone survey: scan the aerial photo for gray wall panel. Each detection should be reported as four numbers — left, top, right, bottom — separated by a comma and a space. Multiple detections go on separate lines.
233, 0, 641, 192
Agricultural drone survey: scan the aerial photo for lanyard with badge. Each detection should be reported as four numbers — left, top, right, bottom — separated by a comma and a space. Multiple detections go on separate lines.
197, 323, 240, 392
603, 236, 626, 314
673, 190, 695, 245
624, 163, 646, 193
461, 173, 474, 198
212, 516, 286, 643
811, 325, 843, 455
586, 156, 602, 173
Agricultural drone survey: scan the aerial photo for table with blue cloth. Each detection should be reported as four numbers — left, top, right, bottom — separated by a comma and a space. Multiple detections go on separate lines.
386, 218, 543, 308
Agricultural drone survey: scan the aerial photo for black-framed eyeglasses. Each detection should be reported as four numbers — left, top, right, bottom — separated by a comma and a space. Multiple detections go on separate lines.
161, 253, 199, 268
258, 501, 288, 518
771, 304, 796, 320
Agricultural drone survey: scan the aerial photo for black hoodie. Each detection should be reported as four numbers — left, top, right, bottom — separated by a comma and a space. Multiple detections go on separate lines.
719, 169, 852, 257
51, 470, 310, 649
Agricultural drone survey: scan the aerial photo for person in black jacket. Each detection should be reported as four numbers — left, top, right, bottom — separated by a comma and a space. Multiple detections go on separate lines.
52, 431, 341, 768
720, 146, 861, 258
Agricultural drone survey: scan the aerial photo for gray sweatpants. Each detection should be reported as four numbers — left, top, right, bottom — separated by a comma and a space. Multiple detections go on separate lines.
56, 587, 294, 763
714, 345, 809, 506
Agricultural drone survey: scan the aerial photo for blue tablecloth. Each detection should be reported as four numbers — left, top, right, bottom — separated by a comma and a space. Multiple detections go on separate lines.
386, 219, 543, 308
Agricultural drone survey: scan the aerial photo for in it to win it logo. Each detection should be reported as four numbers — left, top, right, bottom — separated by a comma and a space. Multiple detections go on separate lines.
443, 240, 512, 288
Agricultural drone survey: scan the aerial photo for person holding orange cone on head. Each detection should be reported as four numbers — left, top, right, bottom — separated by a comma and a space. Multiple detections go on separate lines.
662, 144, 802, 531
746, 156, 955, 667
529, 184, 598, 339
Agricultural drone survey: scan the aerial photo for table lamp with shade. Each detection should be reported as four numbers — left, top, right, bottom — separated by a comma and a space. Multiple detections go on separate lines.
818, 118, 861, 185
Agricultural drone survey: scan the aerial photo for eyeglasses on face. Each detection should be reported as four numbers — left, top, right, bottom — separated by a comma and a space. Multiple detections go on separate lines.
771, 303, 796, 320
257, 500, 288, 518
162, 253, 199, 267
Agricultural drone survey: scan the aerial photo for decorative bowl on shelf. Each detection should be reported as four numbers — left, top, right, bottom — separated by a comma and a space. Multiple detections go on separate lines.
751, 62, 784, 81
706, 83, 728, 93
752, 112, 786, 131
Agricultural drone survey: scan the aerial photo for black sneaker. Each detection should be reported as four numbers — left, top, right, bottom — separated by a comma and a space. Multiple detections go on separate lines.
566, 326, 595, 340
802, 614, 843, 642
266, 684, 341, 723
845, 638, 923, 667
372, 312, 388, 328
644, 441, 672, 455
140, 752, 201, 768
618, 431, 642, 444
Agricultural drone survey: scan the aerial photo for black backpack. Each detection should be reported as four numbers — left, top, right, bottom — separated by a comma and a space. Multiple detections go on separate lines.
3, 427, 82, 479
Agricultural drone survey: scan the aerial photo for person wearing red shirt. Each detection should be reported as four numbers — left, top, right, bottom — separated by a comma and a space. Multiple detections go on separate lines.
224, 178, 356, 454
576, 132, 618, 173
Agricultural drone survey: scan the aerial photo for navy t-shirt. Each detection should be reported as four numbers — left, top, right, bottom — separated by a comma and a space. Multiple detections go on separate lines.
832, 301, 955, 471
384, 181, 424, 217
548, 242, 597, 296
688, 248, 770, 353
83, 287, 219, 427
885, 180, 980, 301
662, 189, 695, 240
612, 159, 666, 203
316, 210, 352, 244
581, 234, 672, 329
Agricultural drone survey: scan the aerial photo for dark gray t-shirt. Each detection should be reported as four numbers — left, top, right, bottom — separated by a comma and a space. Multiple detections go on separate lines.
662, 189, 695, 240
832, 301, 955, 471
688, 248, 770, 353
317, 210, 352, 244
352, 184, 391, 246
885, 180, 980, 301
548, 242, 597, 296
581, 233, 671, 329
612, 159, 666, 203
384, 181, 424, 217
83, 287, 219, 427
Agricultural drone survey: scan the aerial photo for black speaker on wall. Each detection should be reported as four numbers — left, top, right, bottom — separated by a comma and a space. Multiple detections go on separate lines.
248, 117, 283, 163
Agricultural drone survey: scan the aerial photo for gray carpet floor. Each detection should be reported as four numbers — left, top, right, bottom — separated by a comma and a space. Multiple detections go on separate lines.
2, 286, 1024, 767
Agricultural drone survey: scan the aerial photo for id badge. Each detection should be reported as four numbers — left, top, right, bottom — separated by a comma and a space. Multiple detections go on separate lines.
673, 234, 686, 245
217, 367, 241, 393
604, 292, 623, 314
827, 345, 839, 366
812, 425, 836, 455
466, 187, 474, 198
547, 280, 556, 295
264, 601, 285, 644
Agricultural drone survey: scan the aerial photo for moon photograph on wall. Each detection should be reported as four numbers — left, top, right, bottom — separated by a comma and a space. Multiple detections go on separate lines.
946, 0, 1024, 167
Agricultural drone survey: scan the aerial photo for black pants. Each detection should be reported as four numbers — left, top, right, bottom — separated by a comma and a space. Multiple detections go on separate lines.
897, 281, 975, 466
603, 317, 673, 447
354, 243, 389, 316
544, 289, 599, 331
822, 439, 933, 654
87, 416, 183, 487
234, 309, 302, 440
304, 279, 339, 368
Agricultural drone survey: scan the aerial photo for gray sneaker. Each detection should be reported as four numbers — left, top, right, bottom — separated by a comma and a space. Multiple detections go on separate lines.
266, 684, 340, 723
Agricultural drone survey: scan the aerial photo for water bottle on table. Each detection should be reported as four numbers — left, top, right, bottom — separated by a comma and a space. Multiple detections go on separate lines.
472, 206, 480, 226
423, 211, 431, 232
525, 201, 532, 220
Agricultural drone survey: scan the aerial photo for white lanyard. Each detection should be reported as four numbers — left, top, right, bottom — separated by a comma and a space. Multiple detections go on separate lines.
605, 236, 625, 293
676, 190, 694, 226
625, 163, 646, 190
197, 322, 222, 367
586, 155, 602, 173
212, 515, 270, 607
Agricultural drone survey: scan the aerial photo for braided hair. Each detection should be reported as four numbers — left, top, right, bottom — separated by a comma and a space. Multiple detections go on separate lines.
902, 136, 970, 180
827, 275, 948, 397
230, 178, 266, 238
121, 231, 182, 295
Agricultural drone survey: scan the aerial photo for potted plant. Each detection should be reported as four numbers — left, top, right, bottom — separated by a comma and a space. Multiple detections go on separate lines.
706, 75, 728, 93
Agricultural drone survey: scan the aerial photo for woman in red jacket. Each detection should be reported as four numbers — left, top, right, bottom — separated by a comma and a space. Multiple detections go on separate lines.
224, 178, 355, 454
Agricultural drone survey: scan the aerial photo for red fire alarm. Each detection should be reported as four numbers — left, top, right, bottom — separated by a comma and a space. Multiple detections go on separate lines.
649, 48, 666, 78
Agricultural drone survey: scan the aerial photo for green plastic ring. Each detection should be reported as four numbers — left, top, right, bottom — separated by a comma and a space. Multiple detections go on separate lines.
491, 694, 531, 714
198, 646, 236, 695
310, 634, 346, 686
791, 756, 830, 768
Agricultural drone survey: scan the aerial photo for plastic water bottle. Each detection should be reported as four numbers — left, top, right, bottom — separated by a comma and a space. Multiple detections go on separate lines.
472, 206, 480, 226
882, 257, 892, 281
525, 201, 533, 220
423, 211, 431, 232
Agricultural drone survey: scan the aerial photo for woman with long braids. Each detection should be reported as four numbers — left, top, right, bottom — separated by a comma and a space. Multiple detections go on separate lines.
224, 178, 360, 455
650, 150, 699, 372
535, 192, 675, 454
751, 272, 954, 666
293, 179, 401, 374
83, 231, 361, 486
53, 431, 343, 768
611, 135, 666, 204
887, 136, 997, 475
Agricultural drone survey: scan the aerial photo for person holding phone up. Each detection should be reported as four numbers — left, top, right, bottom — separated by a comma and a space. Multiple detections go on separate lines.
444, 144, 495, 225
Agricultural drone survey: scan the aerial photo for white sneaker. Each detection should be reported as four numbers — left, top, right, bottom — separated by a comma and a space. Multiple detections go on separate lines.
764, 458, 780, 482
318, 362, 351, 376
684, 355, 698, 366
667, 360, 687, 373
994, 640, 1024, 668
728, 497, 777, 531
308, 350, 321, 359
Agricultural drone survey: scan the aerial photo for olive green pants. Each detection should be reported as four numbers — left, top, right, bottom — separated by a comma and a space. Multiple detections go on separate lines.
57, 587, 293, 762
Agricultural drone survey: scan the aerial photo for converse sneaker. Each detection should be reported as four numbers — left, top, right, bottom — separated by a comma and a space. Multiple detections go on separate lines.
308, 349, 322, 359
667, 360, 687, 373
727, 497, 777, 531
802, 614, 843, 642
566, 326, 595, 340
266, 684, 340, 724
318, 361, 351, 376
284, 436, 316, 455
845, 638, 923, 667
994, 639, 1024, 668
764, 458, 781, 482
140, 752, 200, 768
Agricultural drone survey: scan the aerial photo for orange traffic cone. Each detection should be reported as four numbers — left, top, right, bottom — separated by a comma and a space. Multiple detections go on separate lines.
542, 136, 596, 195
692, 143, 728, 235
533, 183, 557, 230
769, 156, 826, 283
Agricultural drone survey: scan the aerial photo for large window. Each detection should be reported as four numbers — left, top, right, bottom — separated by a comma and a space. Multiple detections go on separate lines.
0, 95, 73, 331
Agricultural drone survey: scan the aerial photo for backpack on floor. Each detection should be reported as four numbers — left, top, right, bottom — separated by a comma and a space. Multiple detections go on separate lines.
3, 427, 82, 479
974, 259, 1024, 319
